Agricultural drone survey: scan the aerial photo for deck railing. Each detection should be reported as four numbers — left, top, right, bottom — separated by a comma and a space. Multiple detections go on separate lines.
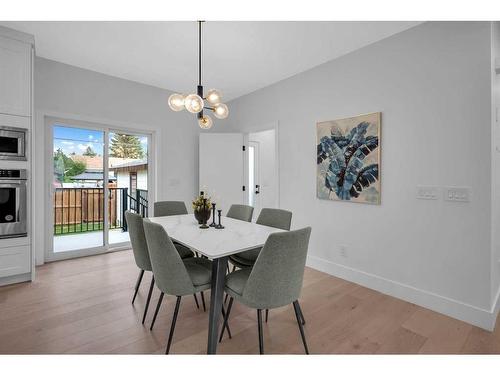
53, 187, 148, 235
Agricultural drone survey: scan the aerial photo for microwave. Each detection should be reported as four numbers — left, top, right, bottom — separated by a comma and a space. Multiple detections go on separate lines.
0, 126, 27, 161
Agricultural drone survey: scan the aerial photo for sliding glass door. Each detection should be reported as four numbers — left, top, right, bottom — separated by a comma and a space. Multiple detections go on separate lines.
47, 118, 152, 261
108, 131, 149, 245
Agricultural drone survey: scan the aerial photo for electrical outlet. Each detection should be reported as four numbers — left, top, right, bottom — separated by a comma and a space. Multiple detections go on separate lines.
339, 245, 348, 258
444, 187, 471, 202
416, 186, 439, 200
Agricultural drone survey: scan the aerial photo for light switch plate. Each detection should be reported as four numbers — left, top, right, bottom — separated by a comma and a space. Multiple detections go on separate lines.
444, 187, 471, 202
416, 186, 439, 200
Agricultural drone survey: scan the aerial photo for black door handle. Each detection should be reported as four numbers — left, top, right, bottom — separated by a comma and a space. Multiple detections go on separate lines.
255, 185, 260, 194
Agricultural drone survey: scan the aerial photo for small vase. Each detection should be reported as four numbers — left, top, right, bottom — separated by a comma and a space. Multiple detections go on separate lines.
194, 208, 211, 224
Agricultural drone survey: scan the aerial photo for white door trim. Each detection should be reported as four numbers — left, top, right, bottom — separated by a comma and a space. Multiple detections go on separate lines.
243, 121, 280, 209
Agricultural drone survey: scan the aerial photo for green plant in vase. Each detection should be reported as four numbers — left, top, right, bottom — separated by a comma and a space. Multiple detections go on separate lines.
192, 192, 211, 224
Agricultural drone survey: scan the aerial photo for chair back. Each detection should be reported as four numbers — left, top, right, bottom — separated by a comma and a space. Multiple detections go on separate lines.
125, 211, 152, 271
154, 201, 188, 217
242, 227, 311, 309
226, 204, 254, 222
142, 220, 194, 296
256, 208, 292, 230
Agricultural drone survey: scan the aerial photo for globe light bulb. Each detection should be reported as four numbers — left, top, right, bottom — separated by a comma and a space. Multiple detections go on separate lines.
168, 93, 185, 111
184, 94, 204, 113
198, 115, 213, 129
206, 89, 222, 105
213, 103, 229, 119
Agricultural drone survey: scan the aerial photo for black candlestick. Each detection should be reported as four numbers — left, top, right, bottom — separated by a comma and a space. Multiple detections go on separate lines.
199, 198, 209, 229
215, 209, 224, 229
209, 203, 217, 227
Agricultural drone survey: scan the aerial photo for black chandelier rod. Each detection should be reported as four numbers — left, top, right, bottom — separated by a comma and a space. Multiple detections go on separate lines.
198, 20, 203, 86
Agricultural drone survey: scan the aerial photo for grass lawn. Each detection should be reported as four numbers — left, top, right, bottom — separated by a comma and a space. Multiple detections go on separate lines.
53, 222, 120, 235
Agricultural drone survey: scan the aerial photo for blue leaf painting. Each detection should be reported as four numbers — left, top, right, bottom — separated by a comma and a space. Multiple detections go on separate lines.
316, 114, 380, 204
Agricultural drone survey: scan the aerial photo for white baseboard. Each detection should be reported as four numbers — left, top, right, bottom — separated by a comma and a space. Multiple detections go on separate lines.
493, 286, 500, 322
0, 272, 31, 287
306, 255, 497, 331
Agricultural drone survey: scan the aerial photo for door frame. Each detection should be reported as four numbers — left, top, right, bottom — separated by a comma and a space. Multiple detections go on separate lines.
42, 113, 156, 262
247, 140, 260, 209
243, 121, 280, 209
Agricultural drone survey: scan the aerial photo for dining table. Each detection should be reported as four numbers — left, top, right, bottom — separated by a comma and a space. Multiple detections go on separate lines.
147, 213, 284, 354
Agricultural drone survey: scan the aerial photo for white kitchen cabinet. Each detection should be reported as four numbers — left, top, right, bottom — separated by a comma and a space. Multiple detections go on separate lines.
0, 245, 31, 278
0, 26, 34, 286
0, 35, 31, 117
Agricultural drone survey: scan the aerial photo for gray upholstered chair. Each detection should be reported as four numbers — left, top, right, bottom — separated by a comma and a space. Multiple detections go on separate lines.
226, 204, 254, 222
229, 208, 292, 269
126, 210, 157, 325
126, 211, 199, 327
219, 227, 312, 354
153, 201, 207, 309
227, 208, 293, 322
143, 220, 230, 354
154, 201, 189, 217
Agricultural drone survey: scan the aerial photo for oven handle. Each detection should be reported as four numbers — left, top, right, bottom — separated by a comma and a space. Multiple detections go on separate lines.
0, 182, 25, 188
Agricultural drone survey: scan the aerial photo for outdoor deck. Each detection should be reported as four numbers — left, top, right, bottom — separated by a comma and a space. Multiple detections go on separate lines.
54, 228, 130, 253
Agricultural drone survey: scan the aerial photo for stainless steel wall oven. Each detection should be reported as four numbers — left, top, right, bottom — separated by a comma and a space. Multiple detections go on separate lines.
0, 169, 27, 238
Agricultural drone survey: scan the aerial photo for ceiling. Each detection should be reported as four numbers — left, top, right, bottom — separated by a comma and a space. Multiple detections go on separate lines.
0, 21, 420, 101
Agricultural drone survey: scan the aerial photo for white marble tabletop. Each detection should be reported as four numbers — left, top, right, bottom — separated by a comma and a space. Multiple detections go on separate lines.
147, 214, 284, 259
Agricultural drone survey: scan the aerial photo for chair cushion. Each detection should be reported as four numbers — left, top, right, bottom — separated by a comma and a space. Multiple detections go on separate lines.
229, 255, 254, 269
184, 257, 212, 286
174, 243, 194, 259
233, 247, 261, 264
225, 268, 252, 296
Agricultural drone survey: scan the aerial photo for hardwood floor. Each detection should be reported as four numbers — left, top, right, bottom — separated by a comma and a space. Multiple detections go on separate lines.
0, 250, 499, 354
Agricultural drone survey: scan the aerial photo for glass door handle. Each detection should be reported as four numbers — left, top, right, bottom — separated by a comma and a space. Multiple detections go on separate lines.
255, 185, 260, 194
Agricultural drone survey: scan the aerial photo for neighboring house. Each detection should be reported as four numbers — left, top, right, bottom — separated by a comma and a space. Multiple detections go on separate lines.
68, 155, 148, 193
109, 159, 148, 196
69, 171, 116, 187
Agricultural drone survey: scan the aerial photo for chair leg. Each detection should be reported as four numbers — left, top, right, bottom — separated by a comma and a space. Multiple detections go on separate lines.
292, 301, 309, 354
265, 309, 269, 323
296, 301, 306, 325
232, 265, 236, 273
166, 296, 182, 354
219, 296, 233, 342
221, 305, 232, 339
150, 292, 164, 330
132, 269, 144, 304
200, 291, 206, 312
141, 275, 155, 324
193, 293, 200, 309
257, 309, 264, 354
224, 293, 229, 305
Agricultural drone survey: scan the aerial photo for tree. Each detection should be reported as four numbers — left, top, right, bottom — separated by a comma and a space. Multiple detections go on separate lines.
53, 149, 87, 183
83, 146, 97, 157
109, 134, 144, 159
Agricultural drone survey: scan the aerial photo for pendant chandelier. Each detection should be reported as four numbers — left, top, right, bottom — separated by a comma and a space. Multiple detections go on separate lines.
168, 21, 229, 129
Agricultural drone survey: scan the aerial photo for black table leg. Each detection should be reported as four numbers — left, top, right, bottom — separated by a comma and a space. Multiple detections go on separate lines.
207, 256, 228, 354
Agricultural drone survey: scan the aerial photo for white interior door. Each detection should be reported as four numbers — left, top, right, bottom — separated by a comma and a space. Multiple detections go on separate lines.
247, 129, 278, 218
248, 141, 261, 212
199, 133, 245, 216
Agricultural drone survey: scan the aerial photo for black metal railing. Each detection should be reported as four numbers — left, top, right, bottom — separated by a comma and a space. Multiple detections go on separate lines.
53, 187, 148, 235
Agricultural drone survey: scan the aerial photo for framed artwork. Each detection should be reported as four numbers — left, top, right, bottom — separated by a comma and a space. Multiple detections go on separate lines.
316, 112, 381, 204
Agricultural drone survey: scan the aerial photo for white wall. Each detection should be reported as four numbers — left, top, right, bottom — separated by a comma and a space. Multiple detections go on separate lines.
221, 22, 495, 328
33, 57, 200, 264
116, 172, 129, 190
491, 21, 500, 315
137, 170, 148, 190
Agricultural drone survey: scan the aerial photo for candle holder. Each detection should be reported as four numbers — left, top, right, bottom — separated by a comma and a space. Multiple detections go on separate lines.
209, 203, 217, 227
215, 209, 225, 229
199, 198, 210, 229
